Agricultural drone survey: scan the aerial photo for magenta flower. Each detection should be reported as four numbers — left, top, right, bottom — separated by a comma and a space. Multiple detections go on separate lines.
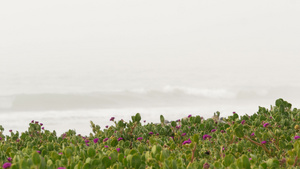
59, 152, 63, 155
211, 129, 216, 132
261, 141, 267, 144
35, 121, 39, 124
203, 163, 210, 169
58, 167, 66, 169
156, 133, 159, 136
93, 138, 99, 143
0, 137, 2, 140
181, 133, 186, 136
249, 158, 252, 160
116, 148, 120, 152
85, 140, 89, 143
188, 114, 192, 118
294, 136, 300, 140
182, 138, 192, 145
203, 134, 212, 140
2, 163, 12, 169
109, 157, 111, 159
263, 123, 270, 128
86, 143, 89, 146
137, 137, 143, 140
220, 130, 225, 133
37, 151, 41, 154
110, 117, 115, 121
31, 120, 34, 123
118, 137, 123, 141
103, 138, 109, 142
42, 127, 44, 130
40, 123, 43, 126
270, 117, 272, 119
106, 125, 109, 128
233, 112, 236, 114
241, 120, 245, 125
144, 120, 146, 123
176, 125, 181, 129
9, 130, 12, 132
7, 157, 12, 162
177, 119, 181, 122
251, 133, 255, 136
104, 145, 108, 148
148, 132, 153, 135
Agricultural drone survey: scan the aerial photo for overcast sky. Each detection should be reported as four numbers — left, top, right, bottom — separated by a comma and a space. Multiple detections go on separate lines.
1, 0, 300, 78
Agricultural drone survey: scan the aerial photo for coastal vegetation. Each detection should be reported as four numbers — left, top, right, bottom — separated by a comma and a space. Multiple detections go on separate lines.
1, 98, 300, 168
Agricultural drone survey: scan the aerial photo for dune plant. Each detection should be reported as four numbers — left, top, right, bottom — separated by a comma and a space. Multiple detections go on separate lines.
0, 98, 300, 168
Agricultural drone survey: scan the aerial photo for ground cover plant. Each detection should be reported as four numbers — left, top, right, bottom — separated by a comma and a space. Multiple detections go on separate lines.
1, 98, 300, 168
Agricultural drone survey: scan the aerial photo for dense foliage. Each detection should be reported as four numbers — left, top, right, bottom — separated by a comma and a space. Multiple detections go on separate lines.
1, 98, 300, 168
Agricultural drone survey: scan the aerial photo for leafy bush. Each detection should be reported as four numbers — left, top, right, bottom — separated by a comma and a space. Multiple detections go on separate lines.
1, 98, 300, 168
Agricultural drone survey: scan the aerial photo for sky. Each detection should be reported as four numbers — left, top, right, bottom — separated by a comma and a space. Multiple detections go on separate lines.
0, 0, 300, 89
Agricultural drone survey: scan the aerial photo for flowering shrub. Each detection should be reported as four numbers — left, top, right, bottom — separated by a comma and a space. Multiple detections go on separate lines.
0, 98, 300, 168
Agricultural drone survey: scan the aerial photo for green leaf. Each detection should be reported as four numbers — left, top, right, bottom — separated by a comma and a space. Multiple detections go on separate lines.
171, 121, 176, 127
111, 139, 118, 147
130, 154, 141, 168
241, 155, 251, 169
223, 154, 235, 167
214, 161, 222, 168
160, 115, 165, 124
82, 163, 92, 169
87, 147, 96, 158
65, 147, 73, 158
102, 156, 111, 168
32, 152, 41, 166
193, 134, 199, 143
195, 116, 201, 123
135, 113, 141, 122
234, 126, 244, 138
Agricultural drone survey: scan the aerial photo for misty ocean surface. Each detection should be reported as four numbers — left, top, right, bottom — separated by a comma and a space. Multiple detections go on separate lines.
1, 64, 300, 136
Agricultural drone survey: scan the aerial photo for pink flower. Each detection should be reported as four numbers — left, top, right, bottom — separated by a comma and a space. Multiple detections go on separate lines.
118, 137, 123, 141
109, 157, 111, 159
251, 133, 255, 136
86, 144, 89, 146
261, 141, 267, 144
263, 123, 270, 128
116, 148, 120, 152
137, 137, 143, 141
40, 123, 43, 126
42, 127, 44, 130
93, 138, 99, 143
59, 152, 63, 155
110, 117, 115, 121
181, 133, 186, 136
7, 157, 12, 162
211, 129, 216, 132
104, 145, 108, 148
85, 140, 89, 143
188, 114, 192, 118
37, 151, 41, 154
294, 136, 300, 140
57, 167, 66, 169
2, 163, 11, 169
241, 120, 245, 125
182, 138, 192, 145
148, 132, 153, 135
203, 134, 212, 140
103, 138, 109, 142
